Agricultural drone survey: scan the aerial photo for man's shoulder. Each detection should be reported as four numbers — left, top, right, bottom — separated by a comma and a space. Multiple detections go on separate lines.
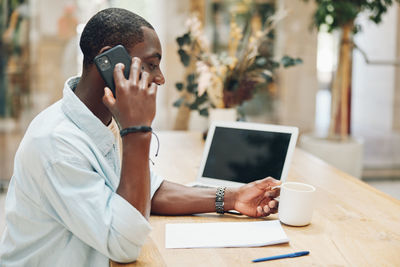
19, 102, 93, 163
27, 101, 78, 141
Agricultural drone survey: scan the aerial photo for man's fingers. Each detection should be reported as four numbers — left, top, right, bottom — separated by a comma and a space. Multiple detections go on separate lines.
270, 206, 279, 214
102, 87, 116, 110
255, 177, 281, 189
268, 200, 278, 209
267, 200, 279, 214
255, 200, 279, 217
264, 187, 280, 199
148, 82, 158, 95
139, 71, 149, 90
256, 206, 264, 217
263, 205, 270, 214
113, 63, 127, 90
129, 57, 141, 86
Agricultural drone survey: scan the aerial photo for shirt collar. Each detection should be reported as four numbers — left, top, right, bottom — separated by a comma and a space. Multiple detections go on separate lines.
61, 76, 115, 155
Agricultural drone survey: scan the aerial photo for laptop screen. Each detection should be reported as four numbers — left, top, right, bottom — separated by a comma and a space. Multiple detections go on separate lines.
202, 126, 292, 183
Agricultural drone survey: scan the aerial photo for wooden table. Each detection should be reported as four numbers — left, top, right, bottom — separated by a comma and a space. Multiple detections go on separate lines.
111, 131, 400, 267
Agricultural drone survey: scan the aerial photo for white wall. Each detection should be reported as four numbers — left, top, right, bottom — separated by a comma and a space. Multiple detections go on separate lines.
37, 0, 72, 36
107, 0, 190, 130
275, 0, 318, 134
352, 4, 398, 136
144, 1, 190, 130
352, 3, 400, 168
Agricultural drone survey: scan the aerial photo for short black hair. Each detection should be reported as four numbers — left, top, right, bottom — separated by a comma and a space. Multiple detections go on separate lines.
80, 8, 154, 68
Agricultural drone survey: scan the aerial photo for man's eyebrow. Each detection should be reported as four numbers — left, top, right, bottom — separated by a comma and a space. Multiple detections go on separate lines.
146, 52, 161, 60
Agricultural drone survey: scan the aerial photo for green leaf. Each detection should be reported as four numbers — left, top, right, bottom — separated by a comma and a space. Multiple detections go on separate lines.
199, 108, 209, 117
281, 56, 303, 68
178, 49, 190, 66
175, 82, 184, 91
295, 58, 303, 65
196, 93, 209, 104
176, 36, 185, 47
188, 92, 208, 109
270, 60, 280, 69
281, 55, 292, 67
187, 74, 196, 85
187, 83, 198, 93
188, 102, 199, 110
255, 57, 267, 67
182, 33, 191, 45
176, 32, 191, 46
185, 73, 198, 93
173, 98, 185, 107
308, 0, 398, 33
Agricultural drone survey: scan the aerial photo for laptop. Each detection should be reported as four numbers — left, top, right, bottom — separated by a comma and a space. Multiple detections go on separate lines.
191, 121, 298, 188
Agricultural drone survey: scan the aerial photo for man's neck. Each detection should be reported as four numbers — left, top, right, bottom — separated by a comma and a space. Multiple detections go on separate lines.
74, 68, 112, 126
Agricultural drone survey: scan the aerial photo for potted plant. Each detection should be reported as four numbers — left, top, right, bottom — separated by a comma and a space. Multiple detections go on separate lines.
300, 0, 399, 177
307, 0, 399, 139
173, 10, 302, 130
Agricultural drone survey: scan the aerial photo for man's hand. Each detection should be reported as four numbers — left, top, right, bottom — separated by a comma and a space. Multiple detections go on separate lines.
102, 57, 158, 128
232, 177, 281, 217
102, 57, 156, 218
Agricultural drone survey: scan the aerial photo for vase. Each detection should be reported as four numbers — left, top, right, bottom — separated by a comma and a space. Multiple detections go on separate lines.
188, 110, 208, 132
208, 108, 237, 127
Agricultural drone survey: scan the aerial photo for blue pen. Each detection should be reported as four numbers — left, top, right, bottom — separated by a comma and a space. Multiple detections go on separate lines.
252, 251, 310, 263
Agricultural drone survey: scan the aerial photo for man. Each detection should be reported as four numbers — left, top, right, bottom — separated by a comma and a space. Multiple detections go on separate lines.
0, 8, 280, 266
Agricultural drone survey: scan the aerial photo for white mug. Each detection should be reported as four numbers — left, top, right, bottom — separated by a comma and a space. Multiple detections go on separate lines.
278, 182, 316, 226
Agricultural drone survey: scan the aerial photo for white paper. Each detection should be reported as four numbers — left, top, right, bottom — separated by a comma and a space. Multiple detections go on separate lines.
165, 220, 289, 249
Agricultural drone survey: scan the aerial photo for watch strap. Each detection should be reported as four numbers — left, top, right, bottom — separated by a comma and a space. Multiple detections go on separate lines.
215, 186, 226, 214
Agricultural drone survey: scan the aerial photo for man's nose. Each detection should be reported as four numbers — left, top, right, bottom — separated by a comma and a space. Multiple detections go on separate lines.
153, 72, 165, 86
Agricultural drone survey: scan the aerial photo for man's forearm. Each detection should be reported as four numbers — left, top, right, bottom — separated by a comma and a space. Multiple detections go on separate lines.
151, 181, 237, 215
117, 133, 152, 219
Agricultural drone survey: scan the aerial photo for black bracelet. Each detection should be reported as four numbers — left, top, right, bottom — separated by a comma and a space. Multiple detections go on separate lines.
120, 126, 152, 137
119, 125, 160, 165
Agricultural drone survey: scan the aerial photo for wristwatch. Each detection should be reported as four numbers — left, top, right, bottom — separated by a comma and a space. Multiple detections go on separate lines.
215, 187, 226, 214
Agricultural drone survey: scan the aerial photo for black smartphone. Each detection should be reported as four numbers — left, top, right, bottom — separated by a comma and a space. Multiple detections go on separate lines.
94, 45, 132, 97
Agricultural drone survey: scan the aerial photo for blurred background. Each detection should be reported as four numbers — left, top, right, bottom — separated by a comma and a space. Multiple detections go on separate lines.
0, 0, 399, 203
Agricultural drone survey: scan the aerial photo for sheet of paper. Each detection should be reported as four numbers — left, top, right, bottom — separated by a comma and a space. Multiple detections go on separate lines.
165, 220, 289, 249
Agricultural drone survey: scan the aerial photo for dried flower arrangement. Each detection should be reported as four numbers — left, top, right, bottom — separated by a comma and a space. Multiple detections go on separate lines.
173, 11, 302, 117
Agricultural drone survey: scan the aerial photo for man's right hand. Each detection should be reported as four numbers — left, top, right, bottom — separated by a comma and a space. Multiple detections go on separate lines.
102, 57, 155, 219
102, 57, 158, 129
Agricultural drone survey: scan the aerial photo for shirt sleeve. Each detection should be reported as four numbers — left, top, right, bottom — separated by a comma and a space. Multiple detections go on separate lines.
40, 159, 151, 263
150, 169, 164, 199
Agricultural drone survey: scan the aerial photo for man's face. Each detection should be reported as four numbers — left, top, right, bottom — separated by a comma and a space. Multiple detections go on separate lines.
129, 27, 165, 86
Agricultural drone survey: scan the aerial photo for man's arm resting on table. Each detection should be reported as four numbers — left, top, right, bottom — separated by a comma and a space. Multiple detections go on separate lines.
151, 178, 281, 217
150, 181, 236, 215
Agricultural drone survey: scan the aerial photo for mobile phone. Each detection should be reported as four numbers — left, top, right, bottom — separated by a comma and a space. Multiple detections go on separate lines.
94, 45, 132, 97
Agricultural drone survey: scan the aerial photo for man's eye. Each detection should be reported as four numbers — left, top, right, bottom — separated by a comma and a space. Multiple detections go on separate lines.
149, 63, 158, 70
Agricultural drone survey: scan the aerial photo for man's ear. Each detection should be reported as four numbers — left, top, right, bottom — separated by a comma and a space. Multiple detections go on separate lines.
97, 46, 113, 55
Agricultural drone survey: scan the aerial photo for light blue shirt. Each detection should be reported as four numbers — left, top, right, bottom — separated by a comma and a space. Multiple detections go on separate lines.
0, 77, 164, 267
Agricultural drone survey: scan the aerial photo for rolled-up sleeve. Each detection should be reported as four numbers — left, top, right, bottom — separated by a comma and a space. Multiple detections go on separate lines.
150, 170, 164, 199
40, 159, 151, 263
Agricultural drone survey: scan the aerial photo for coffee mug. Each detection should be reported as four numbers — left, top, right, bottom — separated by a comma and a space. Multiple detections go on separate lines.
278, 182, 316, 226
